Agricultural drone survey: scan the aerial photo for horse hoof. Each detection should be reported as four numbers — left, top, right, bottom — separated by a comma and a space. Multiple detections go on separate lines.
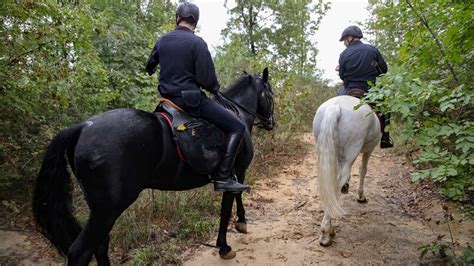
220, 249, 237, 260
341, 183, 349, 194
357, 197, 368, 203
235, 222, 247, 234
319, 236, 333, 247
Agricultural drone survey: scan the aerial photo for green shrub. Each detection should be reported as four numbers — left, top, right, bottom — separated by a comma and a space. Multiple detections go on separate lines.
366, 0, 474, 201
366, 69, 473, 201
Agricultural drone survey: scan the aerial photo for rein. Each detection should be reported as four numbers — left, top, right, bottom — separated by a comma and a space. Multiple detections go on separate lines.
216, 87, 273, 127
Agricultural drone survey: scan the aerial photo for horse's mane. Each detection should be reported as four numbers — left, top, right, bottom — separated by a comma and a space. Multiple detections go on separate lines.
224, 75, 252, 97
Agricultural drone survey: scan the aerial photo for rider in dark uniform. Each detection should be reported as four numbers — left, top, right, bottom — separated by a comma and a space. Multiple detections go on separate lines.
337, 25, 393, 149
146, 2, 250, 193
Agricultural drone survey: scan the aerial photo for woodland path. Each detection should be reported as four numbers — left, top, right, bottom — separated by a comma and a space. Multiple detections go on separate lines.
183, 133, 473, 265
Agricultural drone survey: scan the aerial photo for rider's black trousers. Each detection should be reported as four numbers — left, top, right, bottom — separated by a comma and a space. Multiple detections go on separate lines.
172, 95, 246, 137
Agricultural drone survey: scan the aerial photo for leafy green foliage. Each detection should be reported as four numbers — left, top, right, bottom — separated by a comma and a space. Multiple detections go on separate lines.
84, 0, 175, 110
0, 0, 175, 190
419, 242, 474, 265
276, 74, 334, 133
418, 241, 448, 261
267, 0, 329, 77
1, 1, 114, 188
366, 0, 474, 201
463, 246, 474, 264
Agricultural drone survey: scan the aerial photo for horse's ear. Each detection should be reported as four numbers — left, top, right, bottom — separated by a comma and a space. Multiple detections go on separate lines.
242, 70, 248, 75
262, 67, 269, 83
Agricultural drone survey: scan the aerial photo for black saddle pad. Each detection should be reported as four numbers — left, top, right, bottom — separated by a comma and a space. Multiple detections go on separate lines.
156, 102, 225, 174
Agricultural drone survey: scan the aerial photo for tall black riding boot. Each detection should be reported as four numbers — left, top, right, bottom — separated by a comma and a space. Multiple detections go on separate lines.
380, 132, 393, 148
213, 133, 251, 193
380, 113, 393, 149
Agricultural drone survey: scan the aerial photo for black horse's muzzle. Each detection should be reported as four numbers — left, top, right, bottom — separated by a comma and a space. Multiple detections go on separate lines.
259, 116, 275, 130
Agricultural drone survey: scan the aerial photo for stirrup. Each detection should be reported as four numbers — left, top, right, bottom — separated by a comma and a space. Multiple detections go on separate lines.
213, 176, 250, 193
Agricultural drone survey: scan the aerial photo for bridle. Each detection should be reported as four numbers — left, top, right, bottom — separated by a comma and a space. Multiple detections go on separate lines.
216, 76, 274, 128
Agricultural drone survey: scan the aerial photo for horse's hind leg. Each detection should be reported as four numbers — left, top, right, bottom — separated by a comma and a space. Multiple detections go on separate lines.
338, 161, 353, 194
319, 212, 335, 246
68, 210, 122, 266
234, 168, 248, 234
357, 151, 372, 203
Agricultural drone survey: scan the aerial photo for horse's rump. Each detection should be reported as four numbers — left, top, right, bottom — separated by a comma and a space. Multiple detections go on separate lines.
74, 109, 163, 181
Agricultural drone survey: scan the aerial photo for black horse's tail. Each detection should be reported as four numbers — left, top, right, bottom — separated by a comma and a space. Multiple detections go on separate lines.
32, 123, 84, 256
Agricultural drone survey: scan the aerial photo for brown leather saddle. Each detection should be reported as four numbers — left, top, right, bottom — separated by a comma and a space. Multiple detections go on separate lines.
346, 88, 366, 98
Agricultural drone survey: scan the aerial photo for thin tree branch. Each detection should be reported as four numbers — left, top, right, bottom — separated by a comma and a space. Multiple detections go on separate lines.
7, 45, 43, 66
405, 0, 460, 84
254, 12, 276, 25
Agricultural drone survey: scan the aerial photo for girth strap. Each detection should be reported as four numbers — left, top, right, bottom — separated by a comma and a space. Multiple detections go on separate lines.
155, 112, 186, 162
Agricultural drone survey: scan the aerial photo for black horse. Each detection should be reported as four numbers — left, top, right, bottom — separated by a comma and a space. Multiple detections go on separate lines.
32, 68, 274, 265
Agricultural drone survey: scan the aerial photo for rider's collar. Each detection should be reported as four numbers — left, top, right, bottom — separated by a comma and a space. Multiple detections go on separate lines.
350, 39, 362, 46
176, 26, 193, 32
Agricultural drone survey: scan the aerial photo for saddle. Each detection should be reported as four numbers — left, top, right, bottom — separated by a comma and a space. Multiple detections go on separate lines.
155, 99, 225, 175
346, 88, 366, 98
339, 88, 384, 129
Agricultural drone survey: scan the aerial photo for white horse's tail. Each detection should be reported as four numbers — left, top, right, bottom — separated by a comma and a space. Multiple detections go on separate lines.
317, 104, 346, 217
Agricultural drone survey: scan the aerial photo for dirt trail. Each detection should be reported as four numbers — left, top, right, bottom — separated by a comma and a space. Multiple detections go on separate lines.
184, 134, 473, 265
0, 230, 60, 265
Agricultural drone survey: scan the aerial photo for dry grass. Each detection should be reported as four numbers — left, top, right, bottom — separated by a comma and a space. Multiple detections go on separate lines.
248, 130, 311, 183
70, 184, 219, 264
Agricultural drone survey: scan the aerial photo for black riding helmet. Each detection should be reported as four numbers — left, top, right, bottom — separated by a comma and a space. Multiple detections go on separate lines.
339, 25, 363, 41
176, 2, 199, 25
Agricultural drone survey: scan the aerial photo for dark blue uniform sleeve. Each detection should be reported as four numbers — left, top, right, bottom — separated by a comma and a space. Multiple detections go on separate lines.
195, 41, 219, 93
375, 48, 388, 75
146, 41, 160, 76
338, 53, 345, 81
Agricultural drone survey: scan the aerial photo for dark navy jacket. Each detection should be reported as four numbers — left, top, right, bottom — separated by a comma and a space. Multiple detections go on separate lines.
338, 40, 387, 90
146, 26, 219, 98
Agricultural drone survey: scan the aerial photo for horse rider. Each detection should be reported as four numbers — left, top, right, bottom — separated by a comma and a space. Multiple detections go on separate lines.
145, 2, 250, 193
337, 25, 393, 149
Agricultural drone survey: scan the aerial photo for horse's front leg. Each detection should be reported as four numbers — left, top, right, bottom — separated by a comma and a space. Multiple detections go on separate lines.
319, 212, 335, 246
216, 192, 236, 259
94, 236, 110, 266
234, 193, 247, 233
234, 169, 247, 234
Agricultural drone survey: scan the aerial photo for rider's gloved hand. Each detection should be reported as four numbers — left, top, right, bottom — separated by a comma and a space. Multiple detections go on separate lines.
209, 85, 220, 94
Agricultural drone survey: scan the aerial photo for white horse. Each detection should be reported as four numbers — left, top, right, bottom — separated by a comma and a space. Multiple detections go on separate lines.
313, 95, 381, 246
